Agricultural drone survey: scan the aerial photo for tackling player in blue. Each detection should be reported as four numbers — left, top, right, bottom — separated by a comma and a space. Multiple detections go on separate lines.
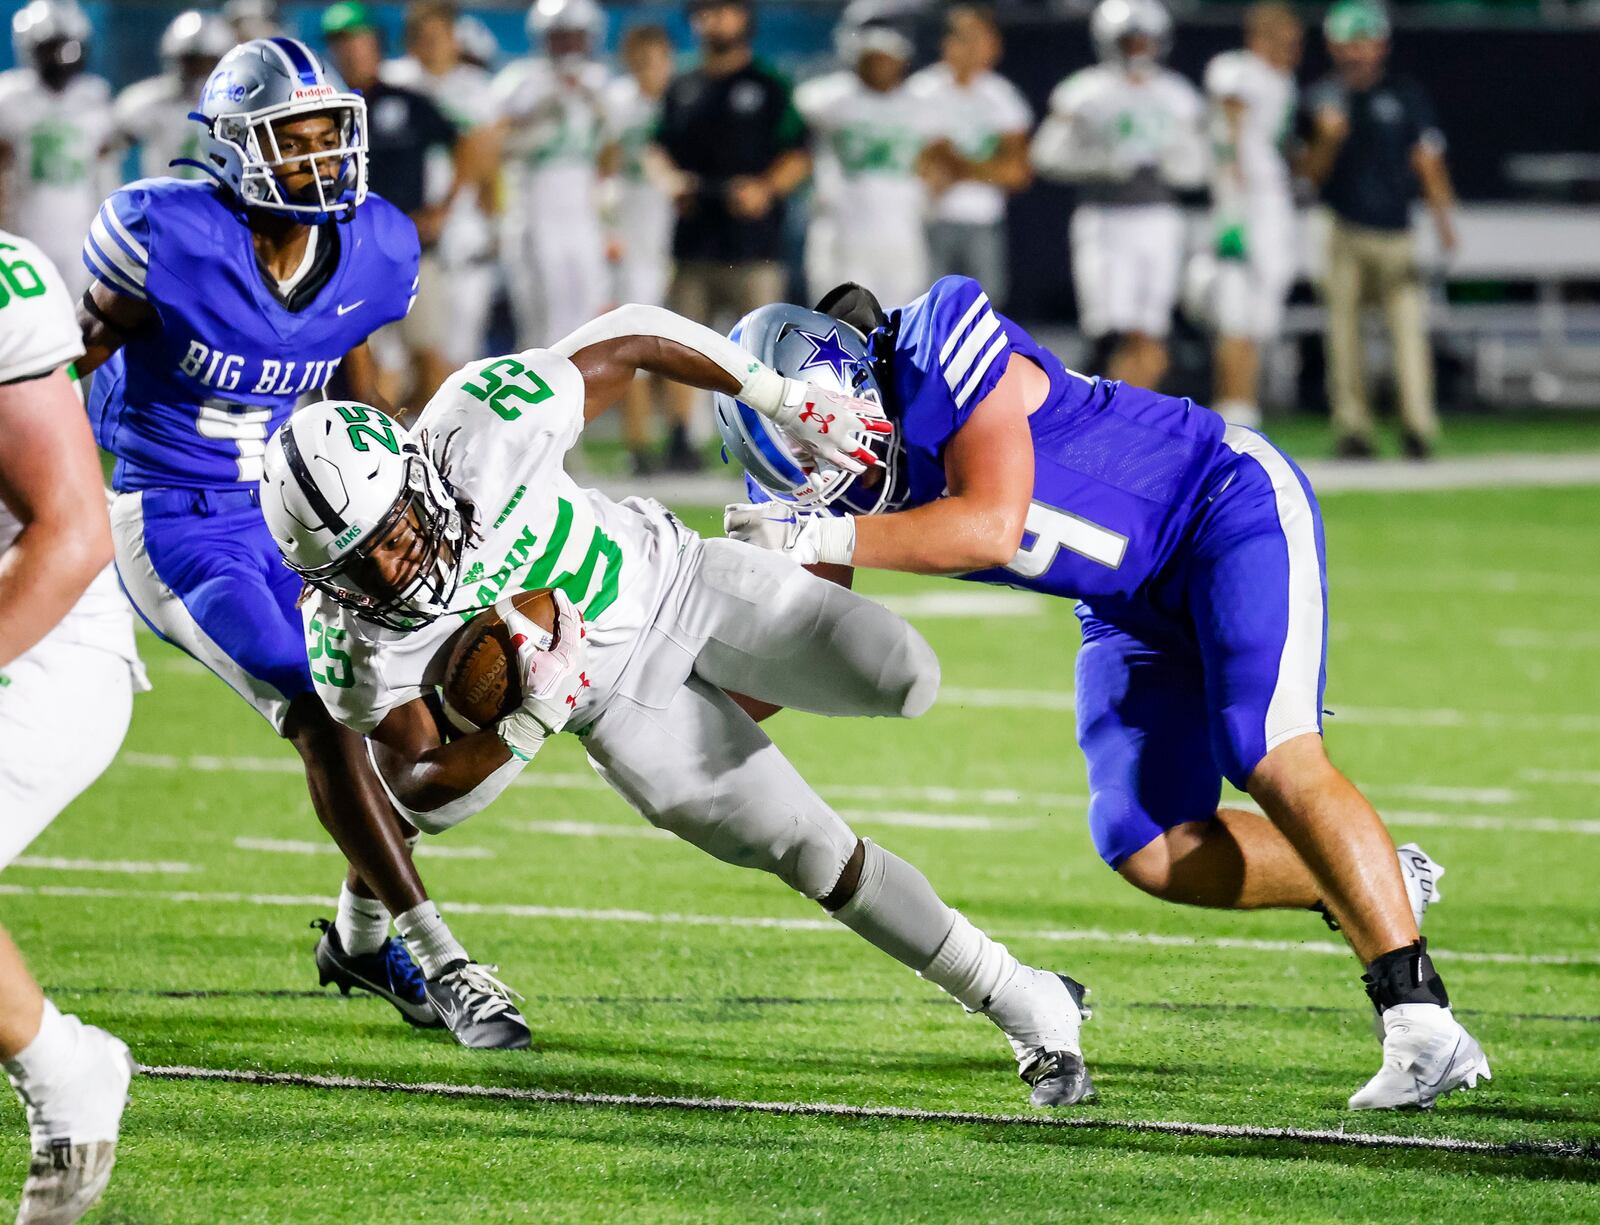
716, 277, 1490, 1110
75, 37, 528, 1049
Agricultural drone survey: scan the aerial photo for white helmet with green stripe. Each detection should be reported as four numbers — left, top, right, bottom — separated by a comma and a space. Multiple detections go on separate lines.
261, 401, 465, 632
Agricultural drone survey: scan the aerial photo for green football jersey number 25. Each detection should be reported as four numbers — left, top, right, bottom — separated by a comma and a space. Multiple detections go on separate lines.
462, 357, 554, 421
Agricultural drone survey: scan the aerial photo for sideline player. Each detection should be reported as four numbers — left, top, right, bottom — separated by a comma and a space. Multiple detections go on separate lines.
1202, 3, 1303, 428
492, 0, 615, 349
0, 233, 138, 1224
113, 9, 235, 183
77, 39, 528, 1049
717, 276, 1488, 1110
0, 0, 115, 299
257, 310, 1099, 1109
1031, 0, 1205, 390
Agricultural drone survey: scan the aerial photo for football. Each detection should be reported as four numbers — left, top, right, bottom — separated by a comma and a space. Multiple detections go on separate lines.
439, 588, 559, 733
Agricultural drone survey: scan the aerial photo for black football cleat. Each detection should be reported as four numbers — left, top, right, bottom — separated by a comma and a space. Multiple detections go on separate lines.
425, 960, 532, 1050
312, 918, 441, 1029
1020, 975, 1096, 1107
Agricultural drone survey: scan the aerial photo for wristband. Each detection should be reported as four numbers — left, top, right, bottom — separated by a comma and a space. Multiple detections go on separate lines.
814, 515, 858, 566
495, 708, 550, 762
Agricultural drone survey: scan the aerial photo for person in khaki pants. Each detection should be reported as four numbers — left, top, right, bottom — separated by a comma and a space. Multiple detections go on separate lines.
1302, 2, 1458, 459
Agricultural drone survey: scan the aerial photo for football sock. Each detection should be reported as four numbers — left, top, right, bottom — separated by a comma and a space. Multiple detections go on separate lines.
829, 840, 955, 971
394, 902, 470, 979
4, 999, 76, 1093
1216, 399, 1262, 428
335, 883, 391, 957
1363, 938, 1449, 1011
921, 912, 1020, 1013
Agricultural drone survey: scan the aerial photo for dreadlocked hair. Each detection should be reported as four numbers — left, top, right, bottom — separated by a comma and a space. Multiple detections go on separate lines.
428, 425, 483, 551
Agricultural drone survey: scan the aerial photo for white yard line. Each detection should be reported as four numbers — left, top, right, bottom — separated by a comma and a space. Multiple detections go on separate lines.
8, 857, 197, 875
876, 591, 1048, 619
4, 883, 1594, 968
233, 837, 495, 861
140, 1064, 1595, 1160
516, 811, 1036, 839
1520, 769, 1600, 787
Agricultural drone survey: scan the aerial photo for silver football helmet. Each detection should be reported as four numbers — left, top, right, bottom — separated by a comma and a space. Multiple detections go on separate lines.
189, 38, 368, 222
160, 10, 235, 79
11, 0, 91, 83
528, 0, 605, 64
1090, 0, 1172, 65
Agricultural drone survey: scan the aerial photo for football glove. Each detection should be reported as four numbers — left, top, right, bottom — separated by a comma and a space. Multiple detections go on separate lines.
494, 589, 589, 759
764, 378, 894, 476
724, 502, 857, 567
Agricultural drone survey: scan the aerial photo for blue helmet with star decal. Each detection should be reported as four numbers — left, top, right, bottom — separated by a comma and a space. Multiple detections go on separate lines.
714, 303, 903, 515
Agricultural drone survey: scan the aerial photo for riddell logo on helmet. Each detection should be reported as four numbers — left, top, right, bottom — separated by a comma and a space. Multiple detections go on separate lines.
291, 85, 338, 102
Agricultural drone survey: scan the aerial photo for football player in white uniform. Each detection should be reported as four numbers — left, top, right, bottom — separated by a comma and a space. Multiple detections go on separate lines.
0, 232, 140, 1225
112, 10, 235, 184
603, 24, 679, 475
1202, 3, 1303, 428
258, 304, 1097, 1109
492, 0, 616, 349
1031, 0, 1206, 389
0, 1, 116, 299
797, 19, 941, 312
383, 0, 500, 368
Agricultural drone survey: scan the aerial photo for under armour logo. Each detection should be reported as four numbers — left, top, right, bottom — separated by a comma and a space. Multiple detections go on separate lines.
799, 404, 835, 435
565, 672, 591, 708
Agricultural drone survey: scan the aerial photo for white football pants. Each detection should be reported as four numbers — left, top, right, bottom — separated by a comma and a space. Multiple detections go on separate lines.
503, 202, 609, 350
583, 537, 939, 900
1070, 203, 1186, 338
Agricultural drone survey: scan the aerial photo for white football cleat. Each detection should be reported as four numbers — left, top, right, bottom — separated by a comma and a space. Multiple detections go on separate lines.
1349, 1003, 1490, 1111
11, 1021, 135, 1225
983, 967, 1095, 1106
1396, 842, 1444, 932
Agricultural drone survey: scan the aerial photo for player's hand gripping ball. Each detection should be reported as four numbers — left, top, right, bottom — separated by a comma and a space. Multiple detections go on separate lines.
441, 588, 564, 732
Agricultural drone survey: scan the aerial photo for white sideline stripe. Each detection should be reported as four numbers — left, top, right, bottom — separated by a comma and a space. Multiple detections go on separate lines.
233, 837, 495, 861
9, 856, 197, 875
5, 883, 1596, 967
876, 591, 1048, 619
938, 688, 1600, 733
1520, 769, 1600, 787
140, 1065, 1597, 1160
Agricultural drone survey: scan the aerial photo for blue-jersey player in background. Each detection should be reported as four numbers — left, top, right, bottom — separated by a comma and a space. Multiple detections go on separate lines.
717, 276, 1490, 1110
74, 38, 529, 1050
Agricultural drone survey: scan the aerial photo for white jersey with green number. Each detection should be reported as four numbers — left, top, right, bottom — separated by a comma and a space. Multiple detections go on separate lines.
114, 73, 207, 183
1204, 49, 1295, 204
0, 230, 141, 665
302, 348, 689, 735
0, 69, 115, 292
796, 71, 939, 227
492, 57, 612, 222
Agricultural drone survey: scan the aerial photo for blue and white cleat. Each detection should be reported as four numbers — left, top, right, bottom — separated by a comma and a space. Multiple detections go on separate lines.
312, 918, 440, 1029
1349, 1004, 1490, 1110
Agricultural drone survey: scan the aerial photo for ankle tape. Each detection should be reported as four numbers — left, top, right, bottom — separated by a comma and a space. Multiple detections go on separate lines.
1363, 939, 1449, 1012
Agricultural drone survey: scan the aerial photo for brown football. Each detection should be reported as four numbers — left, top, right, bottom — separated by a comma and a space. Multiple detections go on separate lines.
439, 588, 559, 733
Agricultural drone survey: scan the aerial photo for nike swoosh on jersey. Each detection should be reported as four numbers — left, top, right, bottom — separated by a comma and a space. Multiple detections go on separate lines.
336, 300, 366, 316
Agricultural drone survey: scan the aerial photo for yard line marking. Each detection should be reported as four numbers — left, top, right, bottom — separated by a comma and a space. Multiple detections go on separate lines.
876, 591, 1048, 620
1520, 769, 1600, 787
233, 837, 495, 861
139, 1065, 1598, 1161
1382, 810, 1600, 837
518, 812, 1037, 839
5, 884, 1595, 968
9, 856, 198, 875
1493, 627, 1600, 651
1361, 784, 1519, 805
516, 821, 669, 840
938, 688, 1600, 733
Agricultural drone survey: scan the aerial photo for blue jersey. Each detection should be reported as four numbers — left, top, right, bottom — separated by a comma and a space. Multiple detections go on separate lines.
82, 178, 419, 491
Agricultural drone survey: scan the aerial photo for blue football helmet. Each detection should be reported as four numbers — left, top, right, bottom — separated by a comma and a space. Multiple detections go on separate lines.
186, 37, 368, 222
714, 303, 903, 516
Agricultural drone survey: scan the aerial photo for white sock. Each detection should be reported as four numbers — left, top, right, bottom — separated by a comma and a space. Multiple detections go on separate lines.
335, 884, 391, 957
1216, 399, 1262, 428
4, 999, 77, 1093
394, 902, 469, 978
919, 912, 1021, 1013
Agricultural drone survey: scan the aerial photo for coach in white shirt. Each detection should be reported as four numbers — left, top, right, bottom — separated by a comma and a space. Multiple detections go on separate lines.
910, 5, 1033, 309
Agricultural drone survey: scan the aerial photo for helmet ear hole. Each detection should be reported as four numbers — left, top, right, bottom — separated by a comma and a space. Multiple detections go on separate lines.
813, 282, 887, 337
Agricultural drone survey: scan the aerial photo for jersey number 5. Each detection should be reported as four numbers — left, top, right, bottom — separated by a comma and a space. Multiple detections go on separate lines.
1006, 500, 1128, 578
462, 357, 554, 421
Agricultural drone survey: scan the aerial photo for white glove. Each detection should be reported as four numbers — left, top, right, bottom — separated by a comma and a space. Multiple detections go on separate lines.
724, 502, 857, 567
738, 368, 893, 476
494, 589, 589, 759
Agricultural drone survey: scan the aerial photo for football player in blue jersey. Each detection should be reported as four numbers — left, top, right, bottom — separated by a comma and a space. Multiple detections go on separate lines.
75, 38, 529, 1050
713, 277, 1490, 1110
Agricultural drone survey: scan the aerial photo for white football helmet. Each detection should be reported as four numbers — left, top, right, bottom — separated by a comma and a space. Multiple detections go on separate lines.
528, 0, 605, 61
261, 402, 466, 632
11, 0, 91, 83
1090, 0, 1172, 65
160, 10, 235, 78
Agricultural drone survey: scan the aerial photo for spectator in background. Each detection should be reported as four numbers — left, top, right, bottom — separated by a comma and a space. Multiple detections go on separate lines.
1202, 2, 1302, 429
492, 0, 615, 352
1031, 0, 1205, 390
223, 0, 280, 42
654, 0, 810, 471
384, 0, 500, 370
454, 15, 501, 73
1303, 1, 1457, 460
910, 5, 1033, 310
798, 17, 938, 310
322, 0, 465, 407
113, 9, 234, 184
605, 24, 679, 475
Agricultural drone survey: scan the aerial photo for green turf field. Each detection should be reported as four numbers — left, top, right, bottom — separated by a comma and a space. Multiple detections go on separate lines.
5, 485, 1599, 1222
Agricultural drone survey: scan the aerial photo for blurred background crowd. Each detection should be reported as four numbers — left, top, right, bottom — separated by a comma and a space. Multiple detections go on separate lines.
3, 0, 1598, 473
